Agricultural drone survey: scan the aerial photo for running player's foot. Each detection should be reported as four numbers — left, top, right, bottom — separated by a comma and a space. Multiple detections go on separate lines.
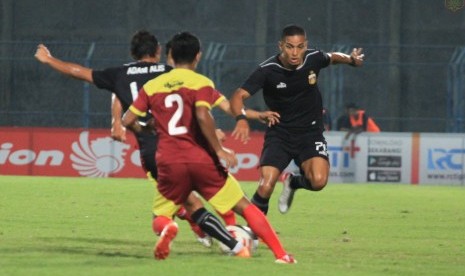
278, 173, 296, 214
234, 246, 251, 258
196, 234, 213, 248
275, 254, 297, 264
154, 221, 178, 260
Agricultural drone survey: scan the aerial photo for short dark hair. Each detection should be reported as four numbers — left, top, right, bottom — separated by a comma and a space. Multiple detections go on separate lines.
281, 24, 306, 40
130, 30, 158, 60
168, 32, 200, 64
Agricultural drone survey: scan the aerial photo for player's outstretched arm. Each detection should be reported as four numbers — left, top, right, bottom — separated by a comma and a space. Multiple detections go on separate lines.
330, 48, 364, 67
34, 44, 93, 83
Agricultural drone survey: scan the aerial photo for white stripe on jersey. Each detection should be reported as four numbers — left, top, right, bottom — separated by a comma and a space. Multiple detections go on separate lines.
259, 49, 320, 71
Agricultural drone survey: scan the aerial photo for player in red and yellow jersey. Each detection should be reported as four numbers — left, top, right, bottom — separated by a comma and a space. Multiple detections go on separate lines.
123, 32, 296, 264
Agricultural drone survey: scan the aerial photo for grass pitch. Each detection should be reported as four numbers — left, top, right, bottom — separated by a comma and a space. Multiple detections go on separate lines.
0, 175, 464, 276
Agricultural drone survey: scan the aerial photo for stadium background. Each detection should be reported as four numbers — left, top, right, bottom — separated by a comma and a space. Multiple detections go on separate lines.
1, 0, 465, 133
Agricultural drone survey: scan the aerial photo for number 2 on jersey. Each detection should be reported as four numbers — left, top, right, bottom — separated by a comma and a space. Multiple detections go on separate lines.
165, 94, 188, 135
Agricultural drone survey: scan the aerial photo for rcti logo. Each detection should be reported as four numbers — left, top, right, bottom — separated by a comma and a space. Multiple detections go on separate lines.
427, 148, 465, 170
329, 144, 360, 168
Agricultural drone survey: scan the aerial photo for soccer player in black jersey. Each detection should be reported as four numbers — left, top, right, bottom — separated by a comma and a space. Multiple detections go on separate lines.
230, 24, 364, 215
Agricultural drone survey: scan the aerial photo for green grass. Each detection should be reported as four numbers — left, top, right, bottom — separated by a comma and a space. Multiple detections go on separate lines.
0, 176, 464, 276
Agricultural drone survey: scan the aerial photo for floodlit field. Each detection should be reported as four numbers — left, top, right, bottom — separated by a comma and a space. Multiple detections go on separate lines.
0, 176, 464, 276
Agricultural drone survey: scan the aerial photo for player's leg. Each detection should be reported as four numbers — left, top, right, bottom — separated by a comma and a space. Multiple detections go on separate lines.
216, 209, 236, 225
205, 172, 295, 263
151, 199, 180, 260
183, 192, 249, 257
278, 157, 329, 214
233, 197, 296, 264
287, 134, 330, 191
143, 148, 211, 245
151, 163, 202, 260
251, 132, 292, 214
251, 166, 281, 214
299, 156, 330, 191
278, 134, 330, 213
176, 204, 212, 247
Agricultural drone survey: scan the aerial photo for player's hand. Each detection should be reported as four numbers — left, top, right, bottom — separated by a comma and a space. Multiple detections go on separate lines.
216, 147, 238, 168
232, 120, 250, 144
258, 111, 280, 127
111, 122, 127, 142
34, 44, 52, 63
350, 48, 364, 66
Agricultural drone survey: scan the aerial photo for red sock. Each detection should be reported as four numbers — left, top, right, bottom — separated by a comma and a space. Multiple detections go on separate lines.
152, 216, 172, 236
176, 207, 207, 238
242, 204, 287, 259
176, 207, 188, 219
217, 210, 236, 226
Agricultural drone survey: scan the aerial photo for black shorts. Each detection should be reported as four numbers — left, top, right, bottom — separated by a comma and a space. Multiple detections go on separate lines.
135, 131, 158, 179
260, 127, 329, 172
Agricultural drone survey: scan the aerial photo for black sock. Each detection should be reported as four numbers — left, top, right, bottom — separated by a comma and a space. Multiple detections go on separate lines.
290, 175, 315, 190
191, 208, 237, 249
251, 192, 269, 215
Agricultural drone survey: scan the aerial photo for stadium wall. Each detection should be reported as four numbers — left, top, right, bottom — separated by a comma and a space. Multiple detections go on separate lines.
0, 127, 463, 185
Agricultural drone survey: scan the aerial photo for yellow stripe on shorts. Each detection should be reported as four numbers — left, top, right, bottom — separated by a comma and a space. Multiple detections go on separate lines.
147, 172, 180, 218
208, 174, 244, 214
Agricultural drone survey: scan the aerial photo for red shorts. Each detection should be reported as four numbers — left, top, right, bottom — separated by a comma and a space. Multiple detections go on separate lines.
157, 163, 228, 204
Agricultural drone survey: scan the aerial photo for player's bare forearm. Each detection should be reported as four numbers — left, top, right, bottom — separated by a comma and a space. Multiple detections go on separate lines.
330, 48, 364, 67
34, 44, 94, 82
230, 88, 250, 117
122, 110, 139, 131
230, 88, 252, 143
111, 95, 127, 142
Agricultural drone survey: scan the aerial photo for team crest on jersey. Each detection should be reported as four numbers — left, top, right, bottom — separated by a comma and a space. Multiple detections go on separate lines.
164, 80, 184, 89
308, 70, 316, 85
445, 0, 464, 11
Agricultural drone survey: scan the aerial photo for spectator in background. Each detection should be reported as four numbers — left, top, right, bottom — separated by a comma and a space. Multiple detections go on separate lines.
337, 102, 380, 135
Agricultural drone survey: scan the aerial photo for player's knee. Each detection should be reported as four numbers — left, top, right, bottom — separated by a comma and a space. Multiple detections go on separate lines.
306, 173, 328, 191
257, 177, 277, 197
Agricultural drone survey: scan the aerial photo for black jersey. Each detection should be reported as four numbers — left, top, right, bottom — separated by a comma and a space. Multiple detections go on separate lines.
241, 49, 330, 133
92, 61, 172, 124
92, 62, 172, 171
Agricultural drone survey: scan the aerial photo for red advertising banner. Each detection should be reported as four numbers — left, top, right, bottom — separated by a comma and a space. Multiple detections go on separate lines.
0, 127, 263, 181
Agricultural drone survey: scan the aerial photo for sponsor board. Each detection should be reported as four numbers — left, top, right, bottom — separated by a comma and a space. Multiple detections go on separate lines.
362, 134, 412, 183
419, 133, 465, 185
367, 170, 402, 182
0, 127, 262, 181
325, 132, 359, 183
1, 128, 464, 185
368, 156, 402, 168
